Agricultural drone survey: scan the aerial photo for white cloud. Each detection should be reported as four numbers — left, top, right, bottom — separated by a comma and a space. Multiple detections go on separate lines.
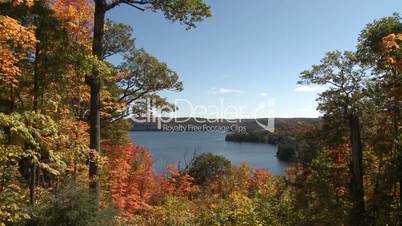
207, 87, 243, 94
294, 85, 326, 93
218, 88, 242, 94
259, 92, 267, 97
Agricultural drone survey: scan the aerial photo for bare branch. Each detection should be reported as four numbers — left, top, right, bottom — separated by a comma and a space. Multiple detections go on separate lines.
106, 0, 147, 11
126, 2, 145, 11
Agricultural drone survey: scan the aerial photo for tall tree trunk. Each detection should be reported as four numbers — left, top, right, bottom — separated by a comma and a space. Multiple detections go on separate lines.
30, 24, 42, 206
29, 163, 36, 205
33, 38, 40, 111
394, 96, 401, 226
348, 114, 365, 225
89, 0, 106, 206
399, 149, 402, 226
372, 150, 384, 224
392, 75, 401, 226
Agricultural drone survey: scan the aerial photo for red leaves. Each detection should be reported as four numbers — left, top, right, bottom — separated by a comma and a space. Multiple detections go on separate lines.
158, 164, 199, 197
104, 143, 201, 219
105, 142, 155, 218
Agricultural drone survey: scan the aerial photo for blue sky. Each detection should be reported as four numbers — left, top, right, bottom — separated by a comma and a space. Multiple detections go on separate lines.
107, 0, 402, 118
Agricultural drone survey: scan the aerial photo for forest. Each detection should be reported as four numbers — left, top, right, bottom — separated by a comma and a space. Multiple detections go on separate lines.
0, 0, 401, 225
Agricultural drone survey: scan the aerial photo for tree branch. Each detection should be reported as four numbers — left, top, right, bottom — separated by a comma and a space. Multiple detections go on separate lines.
106, 0, 147, 11
126, 2, 145, 11
125, 90, 151, 105
118, 83, 146, 102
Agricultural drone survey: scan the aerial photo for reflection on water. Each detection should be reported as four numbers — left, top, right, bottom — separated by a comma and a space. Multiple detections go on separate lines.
130, 131, 289, 175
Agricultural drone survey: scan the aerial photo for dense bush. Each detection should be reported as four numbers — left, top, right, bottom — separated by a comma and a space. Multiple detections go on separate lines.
188, 153, 231, 185
29, 186, 117, 226
276, 144, 296, 162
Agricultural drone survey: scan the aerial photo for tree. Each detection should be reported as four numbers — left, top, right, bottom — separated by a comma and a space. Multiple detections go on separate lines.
382, 33, 402, 70
87, 0, 211, 205
357, 14, 402, 71
188, 153, 231, 185
0, 15, 36, 112
102, 19, 135, 59
32, 185, 117, 226
299, 51, 368, 225
104, 142, 155, 218
100, 21, 183, 122
0, 112, 64, 224
276, 143, 295, 162
287, 145, 351, 225
357, 14, 402, 223
114, 48, 183, 118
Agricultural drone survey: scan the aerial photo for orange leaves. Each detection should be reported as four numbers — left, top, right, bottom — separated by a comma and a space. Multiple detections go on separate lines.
50, 0, 94, 49
105, 142, 155, 218
249, 168, 275, 194
60, 109, 89, 147
0, 16, 36, 87
10, 0, 34, 7
158, 164, 200, 197
383, 33, 402, 49
382, 33, 402, 70
100, 89, 127, 119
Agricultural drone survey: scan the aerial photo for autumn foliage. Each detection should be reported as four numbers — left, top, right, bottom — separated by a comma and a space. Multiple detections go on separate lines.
0, 0, 401, 225
0, 16, 36, 87
50, 0, 94, 48
104, 142, 202, 220
383, 33, 402, 69
105, 142, 155, 217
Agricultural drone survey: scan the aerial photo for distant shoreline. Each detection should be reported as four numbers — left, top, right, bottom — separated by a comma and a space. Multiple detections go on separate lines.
129, 117, 320, 131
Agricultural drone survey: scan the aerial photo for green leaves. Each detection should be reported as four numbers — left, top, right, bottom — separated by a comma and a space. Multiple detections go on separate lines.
357, 13, 402, 68
0, 112, 64, 175
121, 48, 183, 92
107, 0, 211, 30
150, 0, 212, 29
0, 112, 68, 224
188, 153, 231, 185
299, 51, 368, 117
103, 20, 135, 59
80, 54, 113, 80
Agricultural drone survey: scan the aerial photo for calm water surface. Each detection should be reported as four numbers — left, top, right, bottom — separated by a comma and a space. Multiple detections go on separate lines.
130, 131, 289, 175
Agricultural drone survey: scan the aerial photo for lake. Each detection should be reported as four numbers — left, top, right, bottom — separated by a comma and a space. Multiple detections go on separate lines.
130, 131, 289, 175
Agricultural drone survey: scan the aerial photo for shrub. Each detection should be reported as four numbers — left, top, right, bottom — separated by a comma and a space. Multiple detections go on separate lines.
188, 153, 231, 185
30, 186, 117, 226
276, 144, 295, 162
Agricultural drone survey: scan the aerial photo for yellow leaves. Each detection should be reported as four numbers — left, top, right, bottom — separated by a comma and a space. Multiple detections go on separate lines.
0, 145, 31, 224
0, 15, 36, 87
225, 191, 263, 226
101, 89, 127, 119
